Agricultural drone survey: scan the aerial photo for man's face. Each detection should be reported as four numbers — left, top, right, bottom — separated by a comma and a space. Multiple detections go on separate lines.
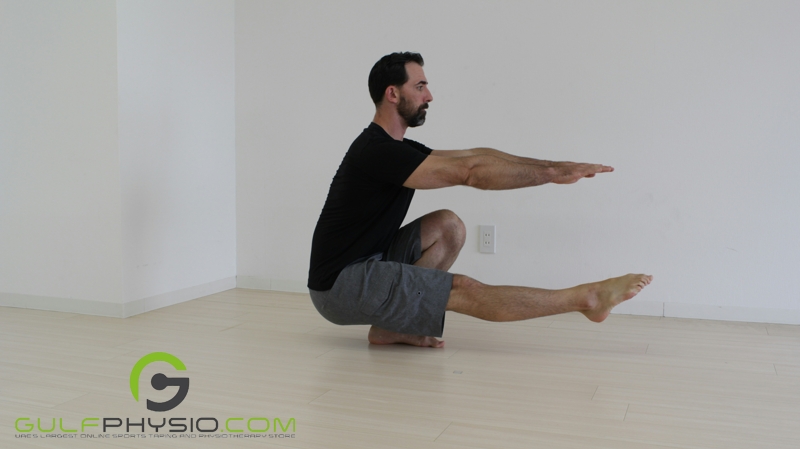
397, 62, 432, 128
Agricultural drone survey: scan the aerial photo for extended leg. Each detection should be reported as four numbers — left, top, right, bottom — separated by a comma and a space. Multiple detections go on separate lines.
370, 272, 652, 347
446, 274, 653, 323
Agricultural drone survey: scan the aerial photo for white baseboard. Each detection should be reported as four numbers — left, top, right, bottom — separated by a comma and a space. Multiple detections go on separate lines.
121, 277, 237, 317
610, 300, 665, 317
664, 302, 800, 325
236, 276, 308, 293
0, 292, 123, 317
0, 276, 236, 318
611, 300, 800, 325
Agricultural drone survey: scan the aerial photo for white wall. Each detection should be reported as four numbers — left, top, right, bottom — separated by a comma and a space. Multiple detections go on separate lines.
117, 0, 237, 309
0, 0, 125, 311
235, 0, 800, 323
0, 0, 236, 316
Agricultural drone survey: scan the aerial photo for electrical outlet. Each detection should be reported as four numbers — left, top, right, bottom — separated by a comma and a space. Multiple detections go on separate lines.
479, 225, 496, 254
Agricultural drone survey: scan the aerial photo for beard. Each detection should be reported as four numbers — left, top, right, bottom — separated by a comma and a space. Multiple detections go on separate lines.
397, 95, 428, 127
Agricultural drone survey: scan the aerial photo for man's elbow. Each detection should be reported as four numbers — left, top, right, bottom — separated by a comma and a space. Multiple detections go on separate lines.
428, 156, 481, 189
462, 166, 487, 189
461, 157, 489, 189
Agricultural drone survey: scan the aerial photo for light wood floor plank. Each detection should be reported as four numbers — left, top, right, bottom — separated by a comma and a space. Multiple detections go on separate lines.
775, 363, 800, 377
766, 323, 800, 338
435, 422, 680, 449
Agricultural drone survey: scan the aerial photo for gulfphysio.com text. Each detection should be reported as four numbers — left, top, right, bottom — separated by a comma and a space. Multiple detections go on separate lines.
15, 416, 296, 436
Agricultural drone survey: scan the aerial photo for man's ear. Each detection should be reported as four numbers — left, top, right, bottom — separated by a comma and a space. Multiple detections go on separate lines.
384, 85, 400, 105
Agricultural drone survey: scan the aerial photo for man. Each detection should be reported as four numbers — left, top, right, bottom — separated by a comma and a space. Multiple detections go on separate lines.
308, 52, 652, 348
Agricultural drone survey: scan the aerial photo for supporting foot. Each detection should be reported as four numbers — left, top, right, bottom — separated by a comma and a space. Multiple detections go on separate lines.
581, 274, 654, 323
368, 326, 445, 348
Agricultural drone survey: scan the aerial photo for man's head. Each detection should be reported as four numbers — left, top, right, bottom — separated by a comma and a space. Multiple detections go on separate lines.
369, 52, 432, 128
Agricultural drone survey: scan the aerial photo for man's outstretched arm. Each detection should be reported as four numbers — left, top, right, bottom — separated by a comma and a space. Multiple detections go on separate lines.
404, 152, 613, 190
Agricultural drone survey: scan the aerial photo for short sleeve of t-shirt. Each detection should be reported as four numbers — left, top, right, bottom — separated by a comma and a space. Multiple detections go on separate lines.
347, 129, 432, 186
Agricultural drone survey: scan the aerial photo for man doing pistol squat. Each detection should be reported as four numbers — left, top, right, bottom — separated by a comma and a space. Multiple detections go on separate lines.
308, 52, 652, 348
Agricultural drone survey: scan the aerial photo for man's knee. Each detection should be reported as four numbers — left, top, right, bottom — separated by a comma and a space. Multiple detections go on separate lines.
432, 209, 466, 249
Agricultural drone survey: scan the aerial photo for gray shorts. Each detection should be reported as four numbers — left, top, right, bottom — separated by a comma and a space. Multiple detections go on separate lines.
309, 218, 454, 337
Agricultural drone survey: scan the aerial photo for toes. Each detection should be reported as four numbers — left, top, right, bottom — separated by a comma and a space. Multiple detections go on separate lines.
423, 337, 444, 348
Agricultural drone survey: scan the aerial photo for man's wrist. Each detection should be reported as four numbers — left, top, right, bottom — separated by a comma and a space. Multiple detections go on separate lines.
542, 166, 557, 183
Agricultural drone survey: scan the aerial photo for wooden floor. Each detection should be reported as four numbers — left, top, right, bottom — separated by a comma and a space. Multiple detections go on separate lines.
1, 288, 799, 448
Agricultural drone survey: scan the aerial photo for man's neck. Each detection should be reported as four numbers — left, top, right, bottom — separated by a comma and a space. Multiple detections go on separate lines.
372, 110, 407, 141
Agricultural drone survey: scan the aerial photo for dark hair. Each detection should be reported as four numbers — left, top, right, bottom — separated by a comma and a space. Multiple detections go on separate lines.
368, 52, 424, 105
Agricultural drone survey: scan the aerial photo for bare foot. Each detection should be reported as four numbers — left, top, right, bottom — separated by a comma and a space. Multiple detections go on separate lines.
581, 274, 653, 323
368, 325, 445, 348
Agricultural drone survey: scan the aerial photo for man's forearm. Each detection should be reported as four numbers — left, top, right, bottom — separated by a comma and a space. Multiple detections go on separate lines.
461, 154, 611, 190
463, 154, 554, 190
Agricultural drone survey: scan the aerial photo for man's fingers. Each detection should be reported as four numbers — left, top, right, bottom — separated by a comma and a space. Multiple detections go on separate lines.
586, 164, 614, 175
553, 163, 614, 184
589, 164, 613, 172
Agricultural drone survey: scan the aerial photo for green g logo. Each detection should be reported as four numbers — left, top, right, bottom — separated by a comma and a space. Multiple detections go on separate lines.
130, 352, 189, 412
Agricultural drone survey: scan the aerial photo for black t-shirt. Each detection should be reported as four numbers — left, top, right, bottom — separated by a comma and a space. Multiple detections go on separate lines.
307, 122, 432, 291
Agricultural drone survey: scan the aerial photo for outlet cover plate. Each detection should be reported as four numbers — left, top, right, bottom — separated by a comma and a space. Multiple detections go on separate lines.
479, 225, 496, 254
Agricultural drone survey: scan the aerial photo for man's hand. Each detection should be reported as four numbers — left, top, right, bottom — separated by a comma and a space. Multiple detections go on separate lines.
549, 162, 614, 184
